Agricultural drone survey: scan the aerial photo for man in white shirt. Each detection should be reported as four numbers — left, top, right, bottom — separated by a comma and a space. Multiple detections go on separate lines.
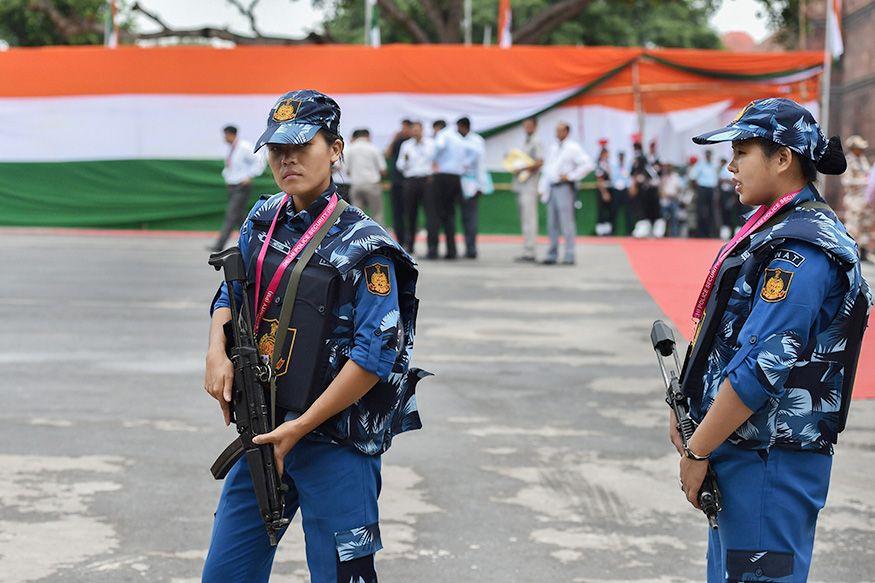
426, 120, 470, 259
395, 121, 433, 252
212, 125, 266, 251
345, 128, 388, 224
538, 122, 594, 265
511, 117, 544, 261
457, 116, 493, 259
687, 149, 719, 238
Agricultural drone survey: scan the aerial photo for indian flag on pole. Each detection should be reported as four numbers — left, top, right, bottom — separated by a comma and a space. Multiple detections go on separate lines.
827, 0, 843, 59
498, 0, 512, 48
366, 0, 381, 47
104, 0, 118, 48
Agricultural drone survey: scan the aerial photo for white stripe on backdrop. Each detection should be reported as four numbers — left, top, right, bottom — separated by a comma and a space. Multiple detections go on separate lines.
0, 93, 814, 167
0, 88, 579, 163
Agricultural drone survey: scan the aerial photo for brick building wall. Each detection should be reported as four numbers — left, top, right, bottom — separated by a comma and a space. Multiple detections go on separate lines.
802, 0, 875, 201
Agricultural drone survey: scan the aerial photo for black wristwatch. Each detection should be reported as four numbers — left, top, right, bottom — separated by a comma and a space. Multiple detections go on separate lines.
683, 445, 710, 461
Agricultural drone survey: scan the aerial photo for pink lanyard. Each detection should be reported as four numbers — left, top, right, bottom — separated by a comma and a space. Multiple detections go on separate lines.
691, 188, 802, 325
252, 193, 339, 336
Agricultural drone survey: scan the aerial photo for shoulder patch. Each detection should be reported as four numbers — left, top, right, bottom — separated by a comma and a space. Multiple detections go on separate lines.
772, 248, 806, 268
364, 262, 391, 296
761, 268, 794, 302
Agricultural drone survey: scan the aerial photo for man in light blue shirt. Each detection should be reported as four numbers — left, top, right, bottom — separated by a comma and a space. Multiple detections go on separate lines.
457, 116, 493, 259
689, 149, 719, 237
425, 119, 470, 259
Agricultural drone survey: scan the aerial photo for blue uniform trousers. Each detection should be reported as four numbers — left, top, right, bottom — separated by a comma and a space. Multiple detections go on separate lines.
706, 443, 832, 582
202, 436, 382, 583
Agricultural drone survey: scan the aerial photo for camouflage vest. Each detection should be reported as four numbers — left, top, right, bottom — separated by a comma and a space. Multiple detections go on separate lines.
682, 186, 871, 454
245, 192, 424, 456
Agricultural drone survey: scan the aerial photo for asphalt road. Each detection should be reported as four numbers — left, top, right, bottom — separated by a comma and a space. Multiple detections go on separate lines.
1, 230, 873, 582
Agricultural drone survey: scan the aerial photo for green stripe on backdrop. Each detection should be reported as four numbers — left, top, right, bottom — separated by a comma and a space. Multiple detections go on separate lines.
0, 160, 613, 235
646, 55, 822, 81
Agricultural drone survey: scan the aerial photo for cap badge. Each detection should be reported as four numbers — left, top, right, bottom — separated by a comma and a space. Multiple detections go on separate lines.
273, 98, 301, 122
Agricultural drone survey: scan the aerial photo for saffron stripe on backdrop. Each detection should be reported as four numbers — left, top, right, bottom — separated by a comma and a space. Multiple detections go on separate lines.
0, 45, 824, 98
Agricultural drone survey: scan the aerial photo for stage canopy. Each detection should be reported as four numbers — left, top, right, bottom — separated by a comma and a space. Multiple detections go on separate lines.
0, 45, 823, 228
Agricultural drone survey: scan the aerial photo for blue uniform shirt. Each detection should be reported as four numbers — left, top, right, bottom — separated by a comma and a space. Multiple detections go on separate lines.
723, 239, 845, 414
211, 192, 401, 381
689, 184, 869, 452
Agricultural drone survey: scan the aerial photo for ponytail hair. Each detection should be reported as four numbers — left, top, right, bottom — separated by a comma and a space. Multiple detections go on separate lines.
816, 136, 848, 175
756, 135, 847, 182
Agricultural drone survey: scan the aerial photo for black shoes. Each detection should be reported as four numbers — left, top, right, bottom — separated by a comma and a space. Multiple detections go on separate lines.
540, 258, 575, 265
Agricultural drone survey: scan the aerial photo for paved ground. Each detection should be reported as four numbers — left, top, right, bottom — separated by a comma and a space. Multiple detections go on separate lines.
1, 230, 874, 582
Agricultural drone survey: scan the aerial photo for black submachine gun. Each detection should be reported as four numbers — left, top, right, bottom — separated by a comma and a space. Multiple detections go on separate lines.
208, 247, 290, 545
650, 320, 722, 529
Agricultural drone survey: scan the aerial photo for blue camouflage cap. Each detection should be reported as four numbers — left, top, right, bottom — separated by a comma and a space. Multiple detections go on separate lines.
254, 89, 341, 152
692, 97, 828, 162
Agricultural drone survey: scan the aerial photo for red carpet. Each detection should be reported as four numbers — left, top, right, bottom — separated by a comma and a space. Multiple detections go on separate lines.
621, 238, 875, 400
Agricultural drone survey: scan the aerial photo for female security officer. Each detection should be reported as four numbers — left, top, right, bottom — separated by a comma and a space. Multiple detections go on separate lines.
674, 98, 871, 582
202, 90, 422, 582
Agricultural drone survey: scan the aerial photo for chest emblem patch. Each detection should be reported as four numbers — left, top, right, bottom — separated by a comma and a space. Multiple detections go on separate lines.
761, 268, 794, 302
257, 319, 297, 376
365, 263, 391, 296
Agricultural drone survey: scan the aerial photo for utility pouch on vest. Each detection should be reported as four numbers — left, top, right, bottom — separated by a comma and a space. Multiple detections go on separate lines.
274, 263, 341, 413
837, 290, 870, 434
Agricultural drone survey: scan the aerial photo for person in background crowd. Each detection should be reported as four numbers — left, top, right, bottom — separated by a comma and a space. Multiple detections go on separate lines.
718, 156, 741, 238
648, 140, 665, 235
395, 121, 433, 253
511, 116, 544, 261
212, 124, 266, 252
427, 119, 468, 260
346, 128, 387, 224
688, 149, 719, 237
385, 119, 413, 244
866, 159, 875, 258
538, 121, 593, 265
842, 135, 872, 261
611, 150, 632, 236
457, 116, 492, 259
630, 140, 661, 237
659, 163, 683, 237
647, 140, 661, 171
331, 155, 350, 202
594, 141, 614, 236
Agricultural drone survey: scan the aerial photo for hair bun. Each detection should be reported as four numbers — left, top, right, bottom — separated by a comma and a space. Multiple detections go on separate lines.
816, 136, 848, 175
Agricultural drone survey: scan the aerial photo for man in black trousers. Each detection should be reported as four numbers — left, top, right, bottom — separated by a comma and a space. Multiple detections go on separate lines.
425, 120, 468, 259
385, 119, 413, 245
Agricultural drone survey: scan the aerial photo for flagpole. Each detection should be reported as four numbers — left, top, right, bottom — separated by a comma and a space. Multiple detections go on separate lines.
364, 0, 373, 46
820, 0, 832, 138
104, 0, 118, 48
464, 0, 472, 46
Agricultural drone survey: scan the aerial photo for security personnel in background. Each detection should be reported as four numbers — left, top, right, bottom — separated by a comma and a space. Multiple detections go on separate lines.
202, 90, 423, 583
675, 98, 871, 582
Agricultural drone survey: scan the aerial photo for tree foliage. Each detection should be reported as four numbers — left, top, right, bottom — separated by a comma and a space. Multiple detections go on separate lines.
752, 0, 801, 48
317, 0, 723, 48
0, 0, 725, 48
0, 0, 109, 46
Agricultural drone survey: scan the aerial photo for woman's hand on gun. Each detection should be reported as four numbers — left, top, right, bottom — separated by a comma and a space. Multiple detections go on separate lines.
669, 409, 684, 455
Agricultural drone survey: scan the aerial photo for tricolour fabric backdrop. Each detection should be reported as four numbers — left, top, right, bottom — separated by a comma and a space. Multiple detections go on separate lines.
0, 45, 823, 230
